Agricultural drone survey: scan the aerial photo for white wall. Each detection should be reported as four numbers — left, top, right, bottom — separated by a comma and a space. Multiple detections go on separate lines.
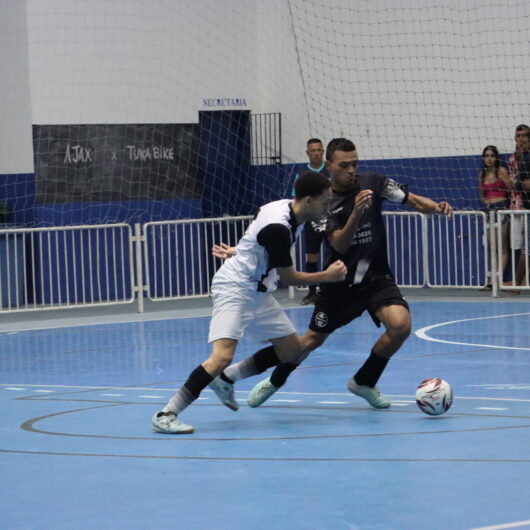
2, 0, 530, 172
0, 0, 34, 173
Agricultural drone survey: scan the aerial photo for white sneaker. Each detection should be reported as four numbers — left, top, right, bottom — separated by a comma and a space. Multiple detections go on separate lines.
209, 376, 239, 411
151, 411, 194, 434
347, 377, 391, 409
247, 377, 279, 408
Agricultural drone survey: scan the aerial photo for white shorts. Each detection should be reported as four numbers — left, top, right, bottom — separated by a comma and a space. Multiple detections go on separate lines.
208, 283, 296, 344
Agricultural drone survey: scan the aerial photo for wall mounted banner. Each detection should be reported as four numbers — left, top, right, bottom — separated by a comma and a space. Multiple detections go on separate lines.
33, 123, 201, 203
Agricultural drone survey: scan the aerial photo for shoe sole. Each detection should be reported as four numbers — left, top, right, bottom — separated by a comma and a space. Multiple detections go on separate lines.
152, 425, 195, 434
247, 398, 264, 408
247, 387, 277, 408
222, 402, 239, 411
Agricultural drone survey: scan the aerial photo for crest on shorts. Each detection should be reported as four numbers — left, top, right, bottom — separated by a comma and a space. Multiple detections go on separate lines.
314, 311, 328, 328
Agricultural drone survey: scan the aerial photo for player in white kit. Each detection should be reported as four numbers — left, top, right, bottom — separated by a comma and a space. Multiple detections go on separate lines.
151, 171, 346, 433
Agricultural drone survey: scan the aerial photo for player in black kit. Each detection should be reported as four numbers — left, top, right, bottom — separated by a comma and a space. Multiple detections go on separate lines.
246, 138, 453, 409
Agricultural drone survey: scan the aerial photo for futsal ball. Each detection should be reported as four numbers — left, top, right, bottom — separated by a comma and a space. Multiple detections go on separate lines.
415, 378, 453, 416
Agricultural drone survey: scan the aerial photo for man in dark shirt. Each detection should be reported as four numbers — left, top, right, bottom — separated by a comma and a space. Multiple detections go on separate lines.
246, 138, 453, 409
516, 132, 530, 281
292, 139, 331, 305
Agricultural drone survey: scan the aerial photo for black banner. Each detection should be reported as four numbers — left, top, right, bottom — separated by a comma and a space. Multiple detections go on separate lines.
33, 123, 201, 203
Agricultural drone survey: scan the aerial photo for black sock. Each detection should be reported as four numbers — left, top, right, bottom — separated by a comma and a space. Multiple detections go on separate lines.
252, 345, 281, 372
220, 372, 233, 384
354, 350, 389, 388
270, 362, 299, 388
306, 262, 318, 294
183, 364, 214, 398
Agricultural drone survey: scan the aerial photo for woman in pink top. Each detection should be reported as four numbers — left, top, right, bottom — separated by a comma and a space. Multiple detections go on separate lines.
479, 145, 512, 285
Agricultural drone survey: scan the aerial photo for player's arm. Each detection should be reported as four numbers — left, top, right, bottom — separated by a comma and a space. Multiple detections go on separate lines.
406, 192, 453, 218
326, 190, 373, 255
257, 224, 346, 285
277, 261, 346, 286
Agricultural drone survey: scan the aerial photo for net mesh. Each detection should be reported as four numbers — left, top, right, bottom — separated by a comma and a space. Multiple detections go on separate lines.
1, 0, 529, 226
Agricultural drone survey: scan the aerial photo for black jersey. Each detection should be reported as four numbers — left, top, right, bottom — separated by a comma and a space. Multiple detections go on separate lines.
318, 172, 408, 290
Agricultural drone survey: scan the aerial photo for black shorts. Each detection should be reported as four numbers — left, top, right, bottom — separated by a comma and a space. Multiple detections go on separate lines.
304, 221, 324, 254
309, 278, 409, 334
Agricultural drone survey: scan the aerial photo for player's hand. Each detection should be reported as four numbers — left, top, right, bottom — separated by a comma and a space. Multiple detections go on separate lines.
324, 259, 347, 282
437, 201, 453, 218
212, 242, 236, 260
353, 190, 373, 213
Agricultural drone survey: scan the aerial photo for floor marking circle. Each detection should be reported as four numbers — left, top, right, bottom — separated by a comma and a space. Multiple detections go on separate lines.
415, 312, 530, 351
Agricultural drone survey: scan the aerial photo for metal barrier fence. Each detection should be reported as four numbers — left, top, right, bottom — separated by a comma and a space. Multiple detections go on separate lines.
2, 210, 524, 314
426, 211, 487, 288
143, 216, 253, 302
495, 210, 530, 293
0, 224, 134, 312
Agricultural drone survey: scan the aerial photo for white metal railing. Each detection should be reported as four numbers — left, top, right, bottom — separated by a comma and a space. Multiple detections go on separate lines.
0, 224, 134, 313
384, 212, 425, 287
426, 211, 487, 288
494, 210, 530, 293
2, 210, 519, 314
143, 216, 253, 301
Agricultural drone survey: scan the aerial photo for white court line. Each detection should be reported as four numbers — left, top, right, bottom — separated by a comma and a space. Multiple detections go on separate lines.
137, 395, 164, 399
469, 519, 530, 530
2, 384, 530, 402
4, 387, 26, 391
475, 407, 507, 411
270, 399, 300, 403
415, 312, 530, 352
318, 401, 348, 404
100, 393, 124, 397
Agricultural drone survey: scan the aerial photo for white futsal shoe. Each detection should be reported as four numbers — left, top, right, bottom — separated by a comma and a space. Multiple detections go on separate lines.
209, 376, 239, 411
347, 377, 391, 409
151, 411, 194, 434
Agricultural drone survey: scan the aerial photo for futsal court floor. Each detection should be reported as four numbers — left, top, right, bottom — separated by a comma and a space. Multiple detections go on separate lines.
1, 289, 529, 530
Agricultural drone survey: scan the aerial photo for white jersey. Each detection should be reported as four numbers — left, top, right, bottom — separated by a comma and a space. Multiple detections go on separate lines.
213, 199, 303, 292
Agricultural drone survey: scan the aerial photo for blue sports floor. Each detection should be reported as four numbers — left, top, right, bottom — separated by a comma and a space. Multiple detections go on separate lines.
1, 294, 529, 530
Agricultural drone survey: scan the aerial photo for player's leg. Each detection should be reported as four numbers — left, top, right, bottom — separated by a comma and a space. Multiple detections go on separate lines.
247, 329, 329, 407
210, 293, 302, 408
247, 287, 344, 406
152, 338, 237, 434
348, 301, 411, 409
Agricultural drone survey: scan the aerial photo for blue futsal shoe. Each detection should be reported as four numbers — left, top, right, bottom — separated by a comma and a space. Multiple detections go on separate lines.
247, 377, 279, 408
209, 376, 239, 411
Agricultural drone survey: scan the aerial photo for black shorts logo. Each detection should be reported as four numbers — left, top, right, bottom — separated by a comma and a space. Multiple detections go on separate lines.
314, 311, 328, 328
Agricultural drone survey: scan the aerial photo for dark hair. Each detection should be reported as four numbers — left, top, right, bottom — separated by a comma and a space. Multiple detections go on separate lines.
480, 145, 500, 180
294, 170, 331, 199
516, 124, 530, 133
326, 138, 356, 161
307, 138, 323, 146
